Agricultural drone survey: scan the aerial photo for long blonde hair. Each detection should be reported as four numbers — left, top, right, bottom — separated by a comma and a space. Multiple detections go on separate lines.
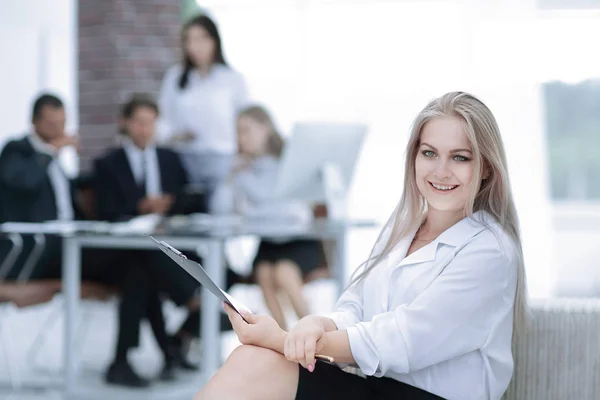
350, 91, 528, 339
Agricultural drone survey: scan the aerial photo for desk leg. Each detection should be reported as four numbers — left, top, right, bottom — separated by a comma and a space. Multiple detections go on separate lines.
335, 231, 348, 298
200, 239, 224, 380
62, 237, 80, 399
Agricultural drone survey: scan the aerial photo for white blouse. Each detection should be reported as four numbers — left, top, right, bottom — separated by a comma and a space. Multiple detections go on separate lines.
157, 64, 248, 155
210, 155, 311, 223
327, 211, 518, 400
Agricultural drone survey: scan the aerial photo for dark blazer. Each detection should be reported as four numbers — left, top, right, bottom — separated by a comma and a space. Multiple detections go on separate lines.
94, 147, 191, 222
0, 136, 88, 279
0, 136, 81, 223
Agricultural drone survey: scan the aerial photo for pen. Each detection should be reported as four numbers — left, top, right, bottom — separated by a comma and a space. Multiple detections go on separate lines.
315, 354, 334, 363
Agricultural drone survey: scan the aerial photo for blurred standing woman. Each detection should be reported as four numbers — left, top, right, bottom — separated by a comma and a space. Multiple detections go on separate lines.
158, 14, 248, 198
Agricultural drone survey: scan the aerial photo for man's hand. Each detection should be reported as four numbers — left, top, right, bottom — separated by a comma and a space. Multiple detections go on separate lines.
224, 303, 287, 354
231, 155, 252, 173
152, 194, 174, 214
137, 194, 174, 215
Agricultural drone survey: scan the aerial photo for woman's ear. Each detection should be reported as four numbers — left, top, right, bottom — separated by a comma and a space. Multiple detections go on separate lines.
481, 164, 491, 181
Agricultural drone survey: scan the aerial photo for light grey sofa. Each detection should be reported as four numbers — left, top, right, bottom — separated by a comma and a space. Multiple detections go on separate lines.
503, 298, 600, 400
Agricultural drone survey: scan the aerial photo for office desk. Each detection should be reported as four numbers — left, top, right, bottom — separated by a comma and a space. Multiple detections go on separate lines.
1, 218, 377, 398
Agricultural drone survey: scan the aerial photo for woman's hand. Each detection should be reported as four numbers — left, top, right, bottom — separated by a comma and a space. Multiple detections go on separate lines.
170, 131, 196, 143
284, 315, 327, 371
231, 154, 252, 174
224, 303, 287, 353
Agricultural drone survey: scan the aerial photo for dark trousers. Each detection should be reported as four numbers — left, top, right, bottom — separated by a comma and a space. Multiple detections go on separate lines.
134, 249, 241, 337
117, 260, 171, 361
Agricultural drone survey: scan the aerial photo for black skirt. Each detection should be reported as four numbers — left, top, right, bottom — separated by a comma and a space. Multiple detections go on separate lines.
296, 362, 445, 400
252, 239, 324, 276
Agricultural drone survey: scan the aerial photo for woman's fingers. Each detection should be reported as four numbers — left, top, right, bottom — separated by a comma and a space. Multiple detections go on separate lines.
286, 334, 297, 362
285, 333, 297, 362
304, 338, 316, 371
283, 333, 293, 361
296, 338, 307, 368
224, 303, 247, 338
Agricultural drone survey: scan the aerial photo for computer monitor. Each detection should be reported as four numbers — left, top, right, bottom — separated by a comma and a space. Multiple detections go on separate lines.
274, 122, 367, 220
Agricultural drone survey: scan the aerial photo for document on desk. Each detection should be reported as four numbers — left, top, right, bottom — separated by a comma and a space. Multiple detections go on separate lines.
149, 236, 252, 320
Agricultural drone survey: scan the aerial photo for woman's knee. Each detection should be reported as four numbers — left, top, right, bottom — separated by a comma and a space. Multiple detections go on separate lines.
226, 345, 294, 379
256, 263, 276, 290
274, 261, 303, 287
197, 345, 298, 400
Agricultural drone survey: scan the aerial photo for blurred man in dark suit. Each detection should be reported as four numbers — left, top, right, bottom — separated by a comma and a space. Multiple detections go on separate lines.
95, 94, 238, 372
0, 94, 154, 387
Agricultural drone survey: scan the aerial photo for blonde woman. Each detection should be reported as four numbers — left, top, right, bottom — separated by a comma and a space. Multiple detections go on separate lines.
211, 106, 323, 330
196, 92, 528, 400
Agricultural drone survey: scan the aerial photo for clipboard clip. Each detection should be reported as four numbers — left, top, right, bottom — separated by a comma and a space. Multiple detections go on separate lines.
162, 240, 188, 259
149, 236, 188, 259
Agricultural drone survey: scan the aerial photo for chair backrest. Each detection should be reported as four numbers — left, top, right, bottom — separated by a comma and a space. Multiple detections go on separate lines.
503, 298, 600, 400
0, 232, 23, 279
17, 233, 45, 282
0, 231, 45, 282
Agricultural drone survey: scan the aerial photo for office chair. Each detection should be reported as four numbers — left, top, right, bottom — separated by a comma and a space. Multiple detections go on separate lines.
0, 232, 24, 391
0, 232, 47, 393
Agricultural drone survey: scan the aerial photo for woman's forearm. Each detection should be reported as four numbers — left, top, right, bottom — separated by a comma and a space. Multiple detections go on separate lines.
319, 316, 338, 332
269, 328, 355, 365
269, 330, 288, 354
320, 329, 355, 364
265, 323, 355, 366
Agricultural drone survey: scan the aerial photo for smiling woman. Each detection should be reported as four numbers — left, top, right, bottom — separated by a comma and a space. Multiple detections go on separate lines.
195, 92, 527, 400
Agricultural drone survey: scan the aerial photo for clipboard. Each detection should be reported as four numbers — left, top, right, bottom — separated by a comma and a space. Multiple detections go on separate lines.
149, 236, 252, 321
149, 236, 336, 364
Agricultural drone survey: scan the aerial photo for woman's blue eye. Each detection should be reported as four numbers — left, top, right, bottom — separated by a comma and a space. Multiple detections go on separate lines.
422, 150, 435, 158
453, 155, 470, 162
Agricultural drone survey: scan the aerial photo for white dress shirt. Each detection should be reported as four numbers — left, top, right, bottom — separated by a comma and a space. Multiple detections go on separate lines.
327, 211, 518, 400
209, 155, 312, 223
122, 139, 162, 196
28, 134, 74, 221
157, 64, 248, 155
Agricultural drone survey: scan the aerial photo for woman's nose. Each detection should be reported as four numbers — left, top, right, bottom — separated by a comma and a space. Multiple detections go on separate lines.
433, 160, 451, 181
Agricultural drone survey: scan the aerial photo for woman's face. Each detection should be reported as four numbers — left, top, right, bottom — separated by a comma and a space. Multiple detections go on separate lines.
184, 25, 216, 66
237, 116, 270, 156
414, 116, 482, 214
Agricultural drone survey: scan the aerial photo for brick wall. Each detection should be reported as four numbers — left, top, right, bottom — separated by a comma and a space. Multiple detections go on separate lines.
78, 0, 181, 171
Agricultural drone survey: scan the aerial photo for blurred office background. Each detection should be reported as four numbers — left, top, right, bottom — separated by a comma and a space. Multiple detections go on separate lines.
1, 0, 599, 398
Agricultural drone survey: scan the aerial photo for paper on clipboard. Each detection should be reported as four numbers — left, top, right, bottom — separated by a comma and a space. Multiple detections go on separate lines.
149, 236, 252, 319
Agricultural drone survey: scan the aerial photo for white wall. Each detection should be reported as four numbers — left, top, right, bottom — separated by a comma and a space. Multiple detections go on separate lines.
0, 0, 77, 174
202, 0, 555, 298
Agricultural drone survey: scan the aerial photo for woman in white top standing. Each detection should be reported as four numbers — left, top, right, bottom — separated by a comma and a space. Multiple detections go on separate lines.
158, 14, 247, 198
195, 92, 529, 400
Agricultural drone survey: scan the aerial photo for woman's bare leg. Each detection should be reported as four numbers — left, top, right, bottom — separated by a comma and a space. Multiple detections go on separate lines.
274, 261, 310, 320
256, 262, 287, 329
195, 345, 299, 400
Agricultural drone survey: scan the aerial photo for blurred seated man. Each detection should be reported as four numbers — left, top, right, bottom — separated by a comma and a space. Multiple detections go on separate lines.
0, 94, 154, 388
94, 94, 238, 371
